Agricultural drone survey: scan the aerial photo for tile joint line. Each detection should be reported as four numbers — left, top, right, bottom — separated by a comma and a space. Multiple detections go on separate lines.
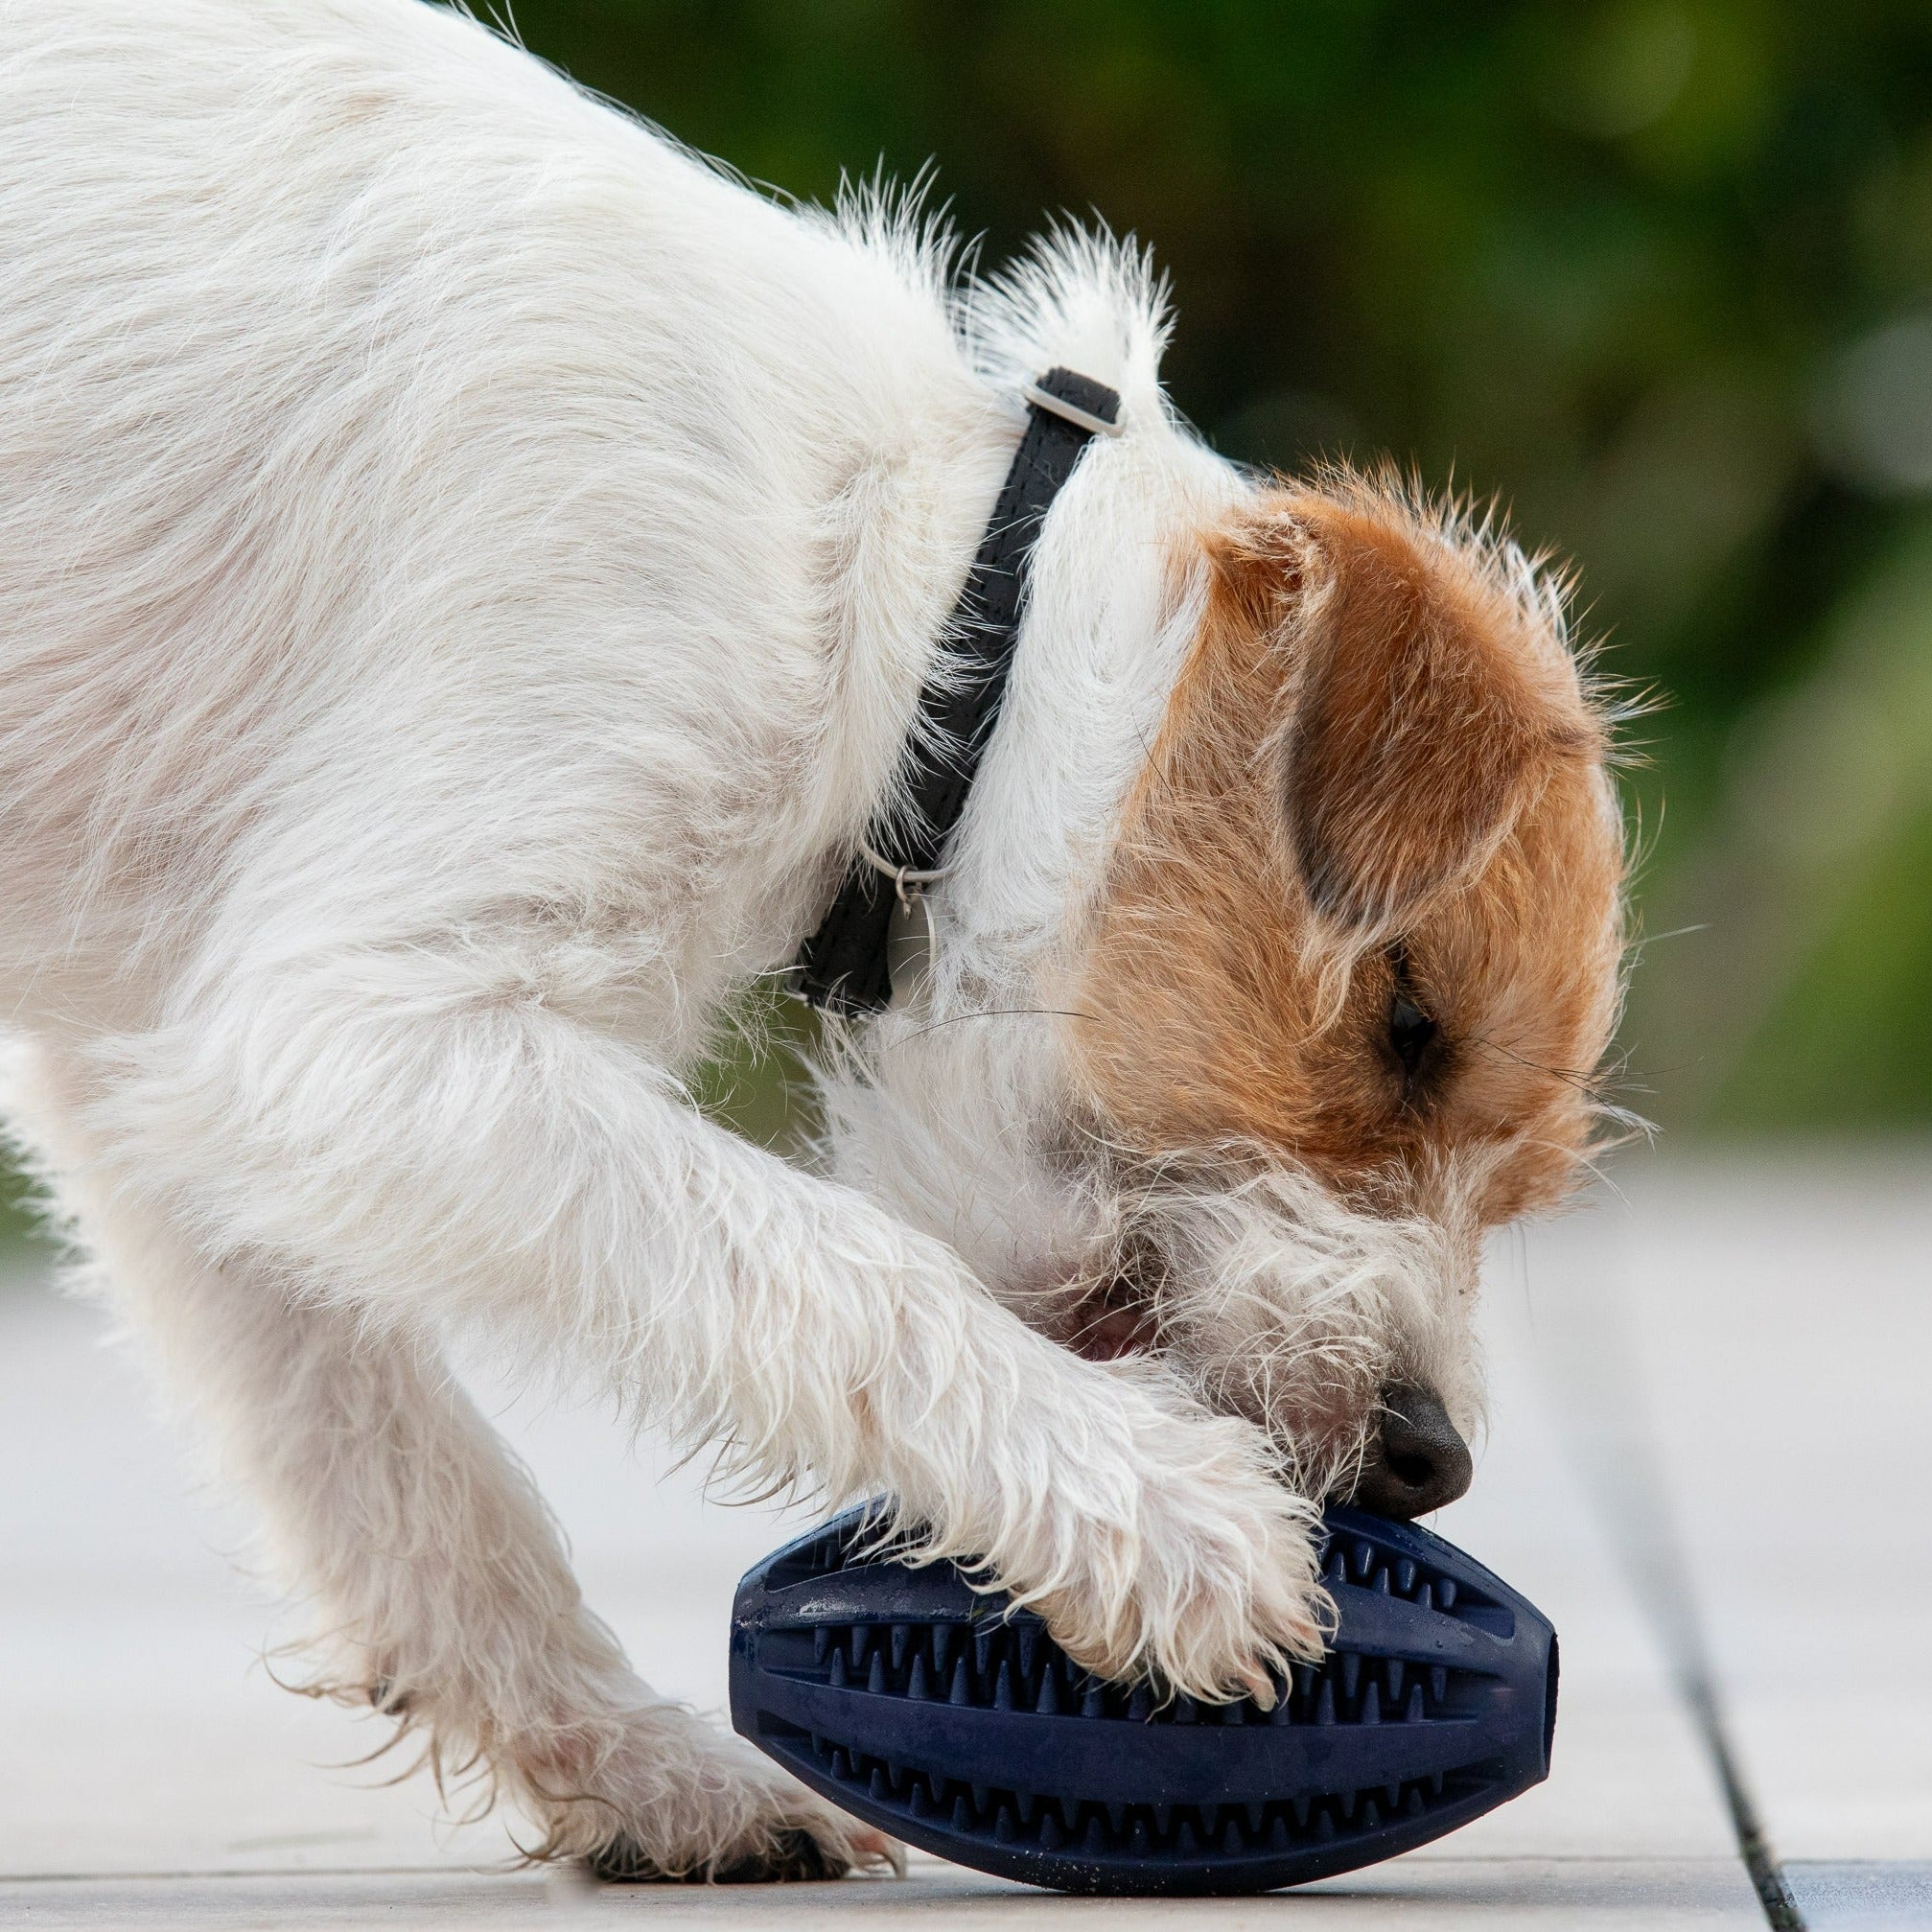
1533, 1241, 1806, 1932
1676, 1665, 1805, 1931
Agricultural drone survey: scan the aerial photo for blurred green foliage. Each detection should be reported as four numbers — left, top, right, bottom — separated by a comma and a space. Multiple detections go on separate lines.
0, 1151, 46, 1257
12, 0, 1929, 1271
490, 0, 1932, 1131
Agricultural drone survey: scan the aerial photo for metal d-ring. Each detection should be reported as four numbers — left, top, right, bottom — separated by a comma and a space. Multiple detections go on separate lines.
856, 841, 950, 909
857, 841, 947, 996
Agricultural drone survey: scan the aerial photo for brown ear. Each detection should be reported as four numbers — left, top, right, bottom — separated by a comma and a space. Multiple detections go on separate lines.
1267, 499, 1588, 934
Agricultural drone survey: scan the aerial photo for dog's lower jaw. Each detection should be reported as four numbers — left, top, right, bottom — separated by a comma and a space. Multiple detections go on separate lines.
1038, 1269, 1376, 1505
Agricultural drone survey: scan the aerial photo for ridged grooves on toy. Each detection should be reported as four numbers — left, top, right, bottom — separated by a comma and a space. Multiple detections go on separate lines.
733, 1505, 1555, 1895
762, 1531, 1507, 1721
774, 1721, 1494, 1858
788, 1731, 1491, 1862
768, 1618, 1486, 1727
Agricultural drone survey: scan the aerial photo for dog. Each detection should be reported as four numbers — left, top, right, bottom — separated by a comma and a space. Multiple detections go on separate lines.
0, 0, 1626, 1884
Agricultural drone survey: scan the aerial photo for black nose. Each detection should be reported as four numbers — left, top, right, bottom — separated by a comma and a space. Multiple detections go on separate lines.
1352, 1384, 1473, 1519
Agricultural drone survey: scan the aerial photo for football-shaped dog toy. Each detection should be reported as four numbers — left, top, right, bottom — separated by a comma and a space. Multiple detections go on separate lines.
731, 1503, 1556, 1896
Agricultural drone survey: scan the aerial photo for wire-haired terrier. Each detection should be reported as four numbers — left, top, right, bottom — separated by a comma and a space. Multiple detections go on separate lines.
0, 0, 1625, 1883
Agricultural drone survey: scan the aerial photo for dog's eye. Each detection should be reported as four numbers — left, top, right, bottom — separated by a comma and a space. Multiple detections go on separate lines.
1386, 949, 1439, 1086
1390, 989, 1436, 1072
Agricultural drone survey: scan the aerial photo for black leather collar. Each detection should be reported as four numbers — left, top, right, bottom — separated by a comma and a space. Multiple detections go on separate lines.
795, 366, 1123, 1015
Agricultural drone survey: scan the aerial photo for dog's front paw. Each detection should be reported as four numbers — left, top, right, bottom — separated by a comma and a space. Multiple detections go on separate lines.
520, 1704, 899, 1884
1024, 1405, 1330, 1705
589, 1804, 896, 1886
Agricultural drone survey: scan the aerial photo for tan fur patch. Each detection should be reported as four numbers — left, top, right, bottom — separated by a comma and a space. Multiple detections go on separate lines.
1069, 477, 1625, 1225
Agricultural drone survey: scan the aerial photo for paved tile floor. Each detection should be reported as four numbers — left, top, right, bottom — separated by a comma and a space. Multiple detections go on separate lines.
0, 1150, 1925, 1925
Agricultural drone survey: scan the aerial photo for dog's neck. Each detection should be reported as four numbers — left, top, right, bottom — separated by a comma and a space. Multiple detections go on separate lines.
798, 371, 1134, 1015
816, 364, 1249, 1018
744, 223, 1257, 1089
798, 391, 1237, 1300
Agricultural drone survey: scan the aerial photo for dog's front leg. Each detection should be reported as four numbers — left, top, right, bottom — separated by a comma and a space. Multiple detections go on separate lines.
13, 1038, 889, 1881
90, 949, 1329, 1701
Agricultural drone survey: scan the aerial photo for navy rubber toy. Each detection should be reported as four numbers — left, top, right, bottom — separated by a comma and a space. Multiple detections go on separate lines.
730, 1503, 1557, 1896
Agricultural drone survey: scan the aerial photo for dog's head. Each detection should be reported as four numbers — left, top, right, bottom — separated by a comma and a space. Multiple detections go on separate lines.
822, 465, 1626, 1517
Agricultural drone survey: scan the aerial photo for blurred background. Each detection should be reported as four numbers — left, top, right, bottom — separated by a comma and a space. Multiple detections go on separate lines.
9, 0, 1932, 1244
4, 10, 1928, 1909
571, 0, 1932, 1154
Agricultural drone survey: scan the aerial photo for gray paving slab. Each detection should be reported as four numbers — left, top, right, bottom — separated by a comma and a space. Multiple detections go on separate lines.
1404, 1269, 1740, 1863
0, 1857, 1766, 1928
1786, 1860, 1932, 1928
1518, 1151, 1932, 1865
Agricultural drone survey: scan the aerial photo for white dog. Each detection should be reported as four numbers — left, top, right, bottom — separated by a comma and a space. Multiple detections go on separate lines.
0, 0, 1626, 1882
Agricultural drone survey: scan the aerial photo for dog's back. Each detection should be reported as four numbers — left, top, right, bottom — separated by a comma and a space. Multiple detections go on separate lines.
0, 0, 979, 1045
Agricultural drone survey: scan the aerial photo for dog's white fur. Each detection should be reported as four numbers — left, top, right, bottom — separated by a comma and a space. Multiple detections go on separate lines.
0, 0, 1498, 1876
